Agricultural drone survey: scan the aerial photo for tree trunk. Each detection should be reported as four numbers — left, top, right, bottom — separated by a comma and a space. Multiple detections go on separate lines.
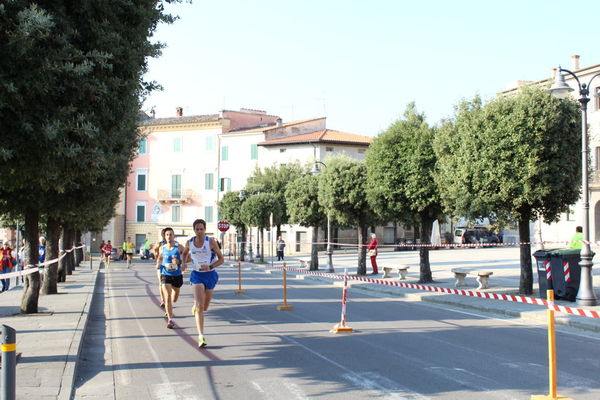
239, 226, 246, 262
518, 215, 533, 295
259, 228, 264, 262
75, 230, 83, 267
57, 228, 67, 282
41, 217, 60, 295
357, 224, 368, 275
310, 225, 319, 270
418, 216, 434, 283
21, 208, 41, 314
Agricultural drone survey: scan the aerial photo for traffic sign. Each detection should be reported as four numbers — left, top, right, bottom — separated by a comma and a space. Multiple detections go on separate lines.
217, 221, 230, 232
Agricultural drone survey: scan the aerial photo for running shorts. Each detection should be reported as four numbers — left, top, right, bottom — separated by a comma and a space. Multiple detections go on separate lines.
190, 270, 219, 290
161, 274, 184, 288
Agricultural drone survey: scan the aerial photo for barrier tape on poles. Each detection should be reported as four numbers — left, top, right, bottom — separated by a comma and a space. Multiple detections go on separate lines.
0, 245, 85, 279
245, 263, 600, 320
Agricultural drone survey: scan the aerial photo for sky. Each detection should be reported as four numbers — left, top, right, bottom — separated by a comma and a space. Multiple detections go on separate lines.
143, 0, 600, 137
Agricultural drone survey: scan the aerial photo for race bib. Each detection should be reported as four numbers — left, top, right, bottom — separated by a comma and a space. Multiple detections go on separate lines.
167, 262, 178, 272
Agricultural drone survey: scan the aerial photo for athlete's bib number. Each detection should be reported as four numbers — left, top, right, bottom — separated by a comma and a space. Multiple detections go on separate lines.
167, 263, 178, 272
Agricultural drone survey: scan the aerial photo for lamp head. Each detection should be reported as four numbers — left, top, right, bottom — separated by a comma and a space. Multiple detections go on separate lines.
311, 163, 321, 176
549, 67, 574, 99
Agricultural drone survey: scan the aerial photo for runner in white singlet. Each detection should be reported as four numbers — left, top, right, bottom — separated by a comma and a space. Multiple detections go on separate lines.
183, 219, 224, 348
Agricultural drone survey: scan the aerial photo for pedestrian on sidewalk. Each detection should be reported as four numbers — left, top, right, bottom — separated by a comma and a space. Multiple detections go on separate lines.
1, 240, 16, 292
184, 218, 224, 348
156, 227, 185, 329
276, 236, 286, 261
569, 226, 583, 249
367, 233, 379, 275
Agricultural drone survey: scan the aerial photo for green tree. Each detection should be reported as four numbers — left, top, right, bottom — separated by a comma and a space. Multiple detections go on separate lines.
218, 191, 247, 261
318, 157, 374, 275
285, 175, 326, 270
245, 162, 306, 235
240, 193, 283, 263
366, 103, 442, 283
434, 87, 580, 294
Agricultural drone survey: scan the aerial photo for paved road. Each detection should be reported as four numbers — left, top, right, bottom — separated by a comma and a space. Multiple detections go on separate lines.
74, 258, 600, 399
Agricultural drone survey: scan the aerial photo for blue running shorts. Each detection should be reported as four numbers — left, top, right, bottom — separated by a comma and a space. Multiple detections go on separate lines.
190, 270, 219, 290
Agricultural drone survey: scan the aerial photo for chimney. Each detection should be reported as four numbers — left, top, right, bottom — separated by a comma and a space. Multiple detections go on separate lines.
572, 55, 580, 70
176, 107, 183, 117
551, 67, 557, 79
276, 118, 283, 127
150, 109, 156, 118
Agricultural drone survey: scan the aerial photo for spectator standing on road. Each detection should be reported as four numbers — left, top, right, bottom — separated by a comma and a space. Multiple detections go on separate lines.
1, 240, 16, 292
156, 227, 185, 329
570, 226, 583, 249
125, 237, 135, 268
367, 233, 379, 275
276, 236, 286, 261
184, 218, 224, 348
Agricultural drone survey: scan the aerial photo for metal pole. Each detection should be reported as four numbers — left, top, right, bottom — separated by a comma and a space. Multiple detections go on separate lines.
577, 95, 598, 306
2, 324, 16, 400
326, 215, 334, 273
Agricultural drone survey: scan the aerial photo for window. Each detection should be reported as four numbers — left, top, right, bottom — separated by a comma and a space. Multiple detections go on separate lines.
596, 147, 600, 170
171, 174, 181, 198
206, 136, 214, 151
251, 144, 258, 160
136, 201, 146, 222
173, 137, 182, 152
326, 146, 334, 152
595, 87, 600, 111
136, 168, 147, 191
171, 205, 181, 223
205, 206, 214, 223
138, 138, 147, 154
205, 173, 214, 190
220, 177, 231, 192
280, 148, 286, 153
358, 148, 366, 154
221, 146, 229, 161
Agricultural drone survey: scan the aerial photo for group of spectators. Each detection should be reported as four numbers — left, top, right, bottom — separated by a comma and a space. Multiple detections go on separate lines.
1, 236, 46, 292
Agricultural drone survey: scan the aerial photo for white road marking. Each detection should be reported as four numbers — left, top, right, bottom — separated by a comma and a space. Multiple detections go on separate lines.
342, 371, 430, 400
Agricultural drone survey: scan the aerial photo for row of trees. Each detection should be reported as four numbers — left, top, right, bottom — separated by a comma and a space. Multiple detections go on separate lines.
220, 87, 580, 294
0, 1, 180, 313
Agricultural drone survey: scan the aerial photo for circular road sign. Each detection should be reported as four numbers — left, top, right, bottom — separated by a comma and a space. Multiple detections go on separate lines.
217, 221, 230, 232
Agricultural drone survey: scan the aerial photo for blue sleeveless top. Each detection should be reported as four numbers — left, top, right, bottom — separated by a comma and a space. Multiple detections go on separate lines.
160, 242, 182, 276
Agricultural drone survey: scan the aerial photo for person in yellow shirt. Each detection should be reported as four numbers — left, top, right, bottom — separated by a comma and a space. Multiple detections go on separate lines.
569, 226, 583, 249
125, 237, 135, 268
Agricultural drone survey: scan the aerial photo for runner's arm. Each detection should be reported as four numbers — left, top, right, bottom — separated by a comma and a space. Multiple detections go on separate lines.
209, 238, 224, 269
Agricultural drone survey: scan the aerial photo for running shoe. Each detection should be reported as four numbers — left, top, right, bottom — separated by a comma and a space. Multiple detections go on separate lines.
167, 319, 174, 329
198, 335, 207, 348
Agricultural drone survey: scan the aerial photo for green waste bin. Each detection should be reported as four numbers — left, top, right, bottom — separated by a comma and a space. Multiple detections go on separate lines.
548, 248, 583, 302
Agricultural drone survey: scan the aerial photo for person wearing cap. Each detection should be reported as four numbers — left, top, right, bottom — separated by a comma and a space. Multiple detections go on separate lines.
1, 240, 16, 292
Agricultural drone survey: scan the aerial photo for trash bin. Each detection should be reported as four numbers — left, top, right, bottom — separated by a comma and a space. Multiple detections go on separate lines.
549, 248, 583, 302
533, 249, 557, 299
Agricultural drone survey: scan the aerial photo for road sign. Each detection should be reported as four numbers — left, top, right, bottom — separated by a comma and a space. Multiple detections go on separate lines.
217, 221, 230, 232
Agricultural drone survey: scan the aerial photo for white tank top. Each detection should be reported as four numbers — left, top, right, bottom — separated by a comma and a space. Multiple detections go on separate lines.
189, 236, 213, 271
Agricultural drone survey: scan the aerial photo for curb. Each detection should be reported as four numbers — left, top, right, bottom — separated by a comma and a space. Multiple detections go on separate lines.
235, 262, 600, 334
57, 266, 101, 400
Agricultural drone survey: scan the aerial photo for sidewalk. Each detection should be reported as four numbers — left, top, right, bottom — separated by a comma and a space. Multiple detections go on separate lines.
237, 247, 600, 334
0, 264, 99, 400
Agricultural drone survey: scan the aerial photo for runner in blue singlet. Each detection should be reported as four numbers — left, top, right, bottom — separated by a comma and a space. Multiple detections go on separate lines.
183, 219, 224, 348
156, 227, 186, 329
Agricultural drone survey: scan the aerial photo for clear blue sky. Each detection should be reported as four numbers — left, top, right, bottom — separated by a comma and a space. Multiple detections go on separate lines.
143, 0, 600, 136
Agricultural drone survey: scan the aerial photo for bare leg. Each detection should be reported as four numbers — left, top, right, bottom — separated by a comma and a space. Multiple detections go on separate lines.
193, 284, 207, 336
157, 270, 164, 305
171, 287, 180, 304
162, 283, 174, 319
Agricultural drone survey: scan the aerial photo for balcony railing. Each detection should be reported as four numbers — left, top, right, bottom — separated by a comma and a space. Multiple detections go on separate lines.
157, 189, 194, 204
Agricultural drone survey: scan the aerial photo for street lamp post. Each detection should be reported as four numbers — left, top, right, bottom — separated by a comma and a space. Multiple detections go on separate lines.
311, 161, 334, 273
549, 66, 599, 306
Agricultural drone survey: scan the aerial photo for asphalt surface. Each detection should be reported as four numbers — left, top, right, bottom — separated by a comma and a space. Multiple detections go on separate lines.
2, 247, 600, 399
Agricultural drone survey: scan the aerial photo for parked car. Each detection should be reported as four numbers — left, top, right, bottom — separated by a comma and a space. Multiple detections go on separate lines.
453, 227, 499, 245
110, 248, 120, 261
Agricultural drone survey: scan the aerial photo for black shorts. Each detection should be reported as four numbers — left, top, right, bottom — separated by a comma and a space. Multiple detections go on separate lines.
160, 274, 183, 288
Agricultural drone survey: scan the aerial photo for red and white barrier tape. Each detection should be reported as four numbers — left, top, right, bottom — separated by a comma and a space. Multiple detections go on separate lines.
245, 263, 600, 320
235, 240, 586, 249
1, 245, 85, 279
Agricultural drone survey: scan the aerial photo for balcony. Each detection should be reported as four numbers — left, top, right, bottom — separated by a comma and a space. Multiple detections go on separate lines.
157, 189, 194, 204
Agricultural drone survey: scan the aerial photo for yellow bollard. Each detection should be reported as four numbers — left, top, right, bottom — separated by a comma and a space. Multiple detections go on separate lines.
277, 263, 293, 310
235, 262, 246, 294
531, 290, 571, 400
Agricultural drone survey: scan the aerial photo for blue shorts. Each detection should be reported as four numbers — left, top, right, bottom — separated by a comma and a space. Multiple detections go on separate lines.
190, 270, 219, 290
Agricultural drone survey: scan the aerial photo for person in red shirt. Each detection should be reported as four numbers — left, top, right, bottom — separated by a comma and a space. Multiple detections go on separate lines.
1, 240, 16, 292
102, 240, 113, 267
367, 233, 379, 275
